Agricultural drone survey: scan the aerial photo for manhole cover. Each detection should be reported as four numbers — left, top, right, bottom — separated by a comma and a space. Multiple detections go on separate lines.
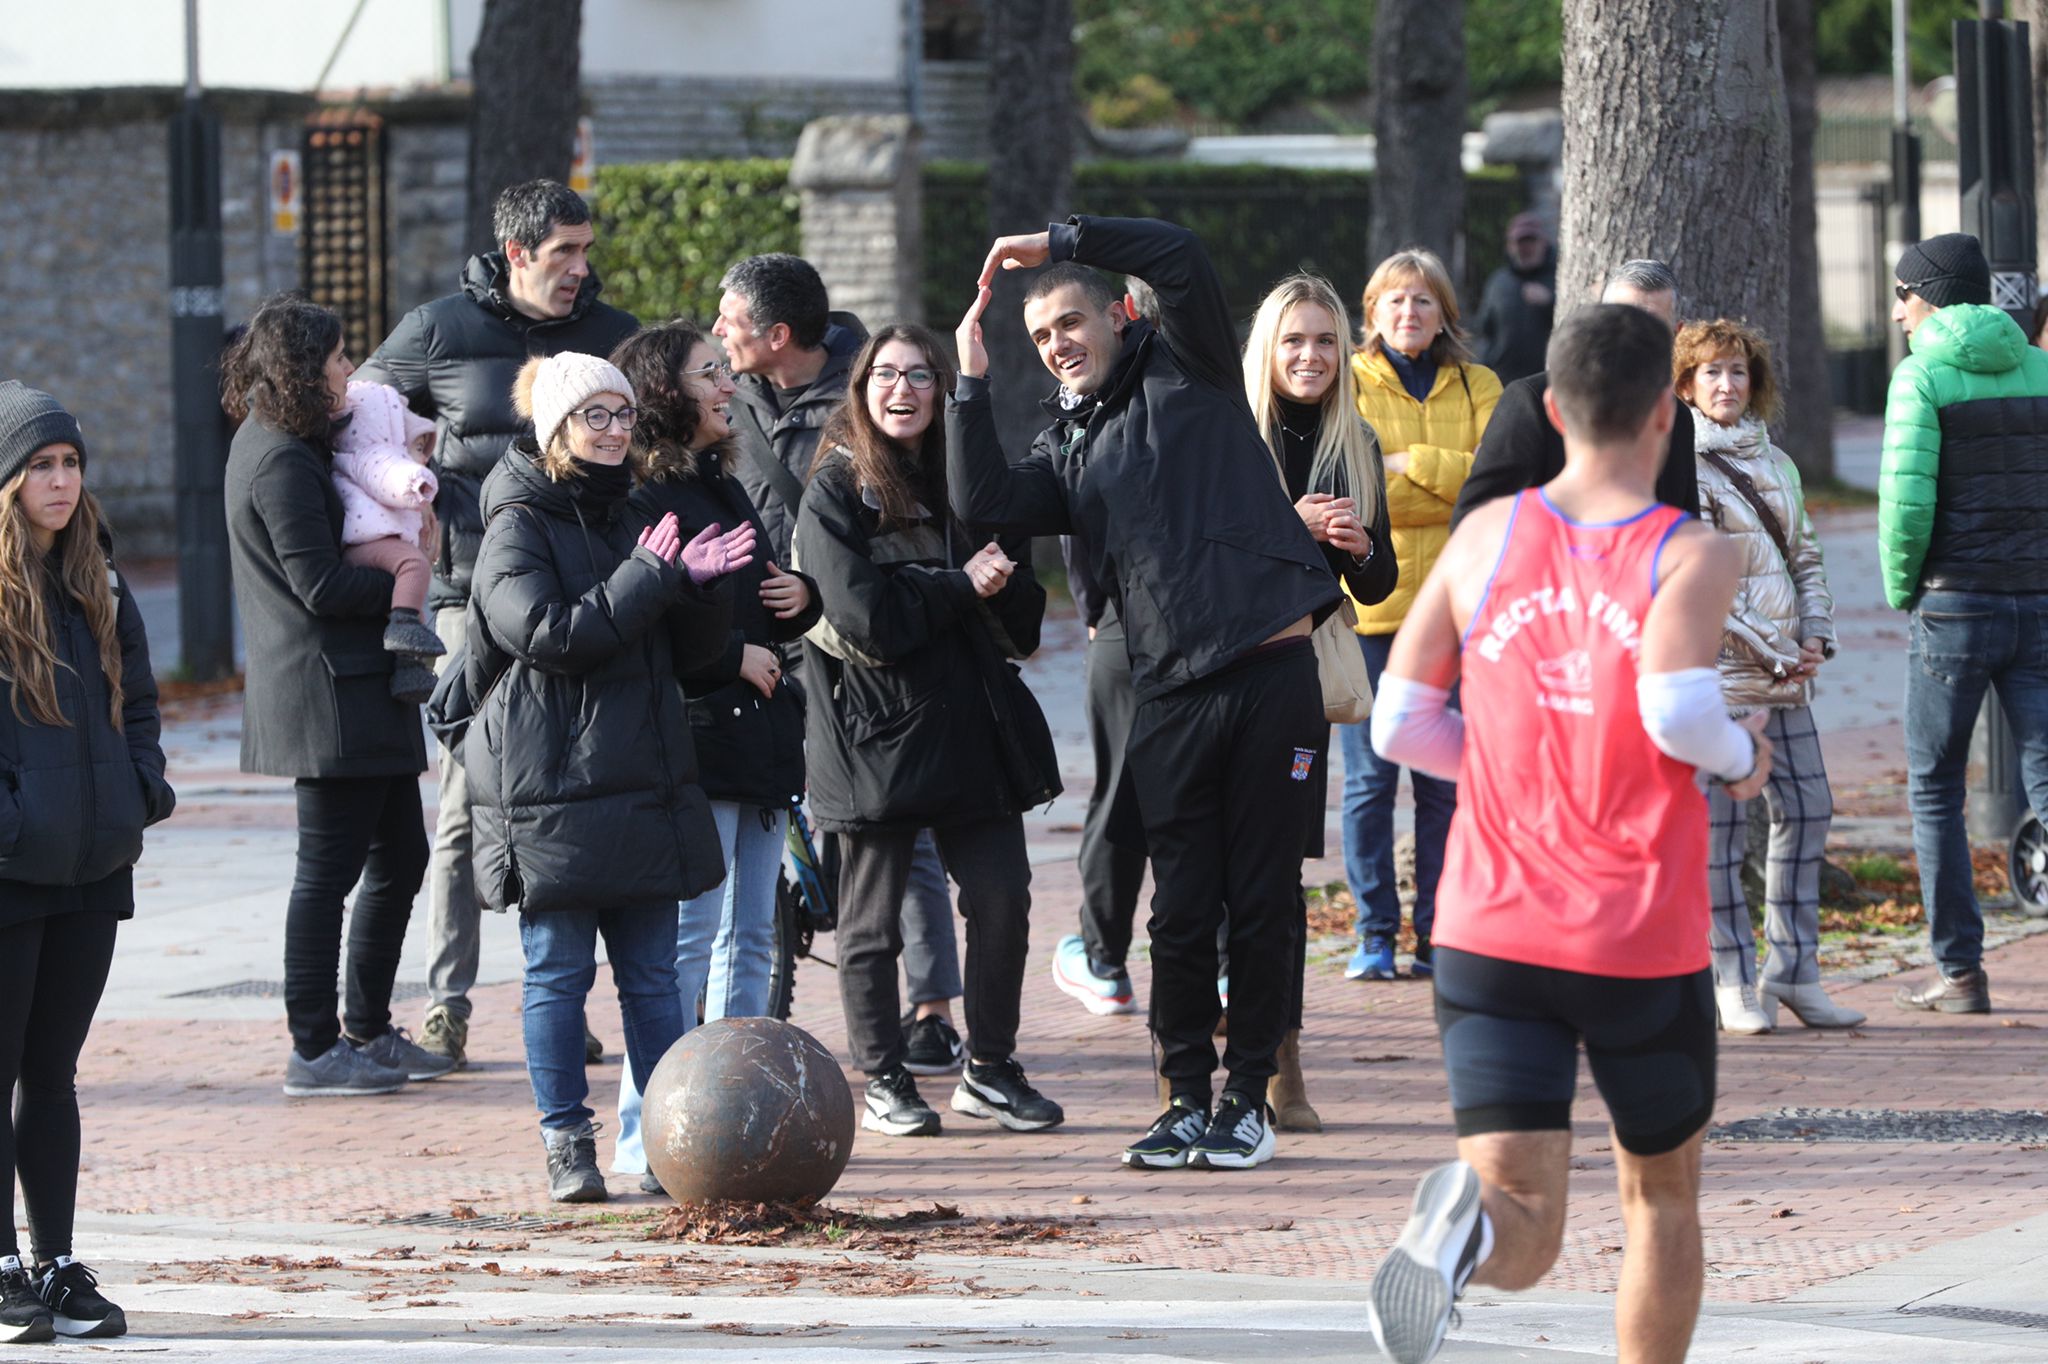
1710, 1107, 2048, 1143
382, 1212, 566, 1232
171, 979, 433, 1001
1903, 1304, 2048, 1331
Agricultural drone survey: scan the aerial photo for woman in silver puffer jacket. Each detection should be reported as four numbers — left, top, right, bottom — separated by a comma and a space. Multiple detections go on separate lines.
1676, 319, 1863, 1036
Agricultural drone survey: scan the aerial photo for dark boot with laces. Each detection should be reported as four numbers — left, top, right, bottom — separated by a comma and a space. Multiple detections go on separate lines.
542, 1121, 608, 1203
35, 1256, 125, 1339
1, 1255, 54, 1344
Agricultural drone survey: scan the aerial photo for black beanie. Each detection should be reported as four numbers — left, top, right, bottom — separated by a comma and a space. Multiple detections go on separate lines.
0, 381, 88, 491
1896, 233, 1993, 308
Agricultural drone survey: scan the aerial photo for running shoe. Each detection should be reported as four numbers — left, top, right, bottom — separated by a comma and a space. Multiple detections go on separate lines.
863, 1066, 942, 1137
902, 1013, 965, 1075
542, 1121, 608, 1203
1051, 934, 1139, 1015
1120, 1098, 1210, 1169
1410, 936, 1435, 980
1185, 1092, 1275, 1169
1370, 1159, 1484, 1363
282, 1039, 408, 1097
34, 1258, 125, 1339
0, 1256, 53, 1344
352, 1025, 459, 1081
952, 1058, 1065, 1131
640, 1171, 668, 1196
1348, 933, 1397, 981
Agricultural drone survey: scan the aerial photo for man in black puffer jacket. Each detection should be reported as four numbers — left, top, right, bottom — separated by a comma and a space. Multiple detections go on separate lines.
354, 180, 638, 1068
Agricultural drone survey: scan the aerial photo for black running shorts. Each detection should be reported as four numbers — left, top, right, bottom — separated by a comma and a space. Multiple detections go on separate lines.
1432, 946, 1717, 1156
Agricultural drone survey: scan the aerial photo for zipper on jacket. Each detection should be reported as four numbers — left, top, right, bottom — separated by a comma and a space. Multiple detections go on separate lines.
63, 595, 98, 884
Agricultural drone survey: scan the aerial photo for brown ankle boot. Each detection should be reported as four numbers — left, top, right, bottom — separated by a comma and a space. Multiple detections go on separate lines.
1270, 1028, 1321, 1132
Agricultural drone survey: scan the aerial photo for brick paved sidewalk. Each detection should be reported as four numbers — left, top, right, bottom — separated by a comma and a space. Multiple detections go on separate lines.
76, 855, 2048, 1305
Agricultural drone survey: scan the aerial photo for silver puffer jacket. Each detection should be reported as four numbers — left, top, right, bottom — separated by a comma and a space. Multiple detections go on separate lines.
1691, 407, 1836, 709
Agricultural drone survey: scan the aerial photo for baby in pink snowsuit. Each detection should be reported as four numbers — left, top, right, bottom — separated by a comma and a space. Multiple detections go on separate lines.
333, 379, 445, 701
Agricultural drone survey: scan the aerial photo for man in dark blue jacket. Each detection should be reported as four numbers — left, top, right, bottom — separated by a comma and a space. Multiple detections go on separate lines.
950, 216, 1341, 1171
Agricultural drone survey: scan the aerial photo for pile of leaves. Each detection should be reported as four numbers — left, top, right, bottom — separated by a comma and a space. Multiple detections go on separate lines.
644, 1201, 1125, 1258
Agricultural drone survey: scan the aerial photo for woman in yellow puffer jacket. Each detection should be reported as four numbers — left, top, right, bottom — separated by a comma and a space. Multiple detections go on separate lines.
1338, 248, 1501, 985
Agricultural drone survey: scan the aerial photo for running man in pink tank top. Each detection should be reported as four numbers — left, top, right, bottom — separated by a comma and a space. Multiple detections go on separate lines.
1359, 306, 1774, 1364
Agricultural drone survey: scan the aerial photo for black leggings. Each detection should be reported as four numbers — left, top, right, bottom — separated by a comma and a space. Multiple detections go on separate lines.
286, 775, 429, 1058
0, 911, 119, 1262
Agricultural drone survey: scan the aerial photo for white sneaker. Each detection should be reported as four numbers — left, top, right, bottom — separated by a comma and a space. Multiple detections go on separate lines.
1714, 982, 1774, 1034
1762, 980, 1865, 1029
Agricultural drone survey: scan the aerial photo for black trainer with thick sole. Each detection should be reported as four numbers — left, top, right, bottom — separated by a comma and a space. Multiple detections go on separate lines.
1185, 1093, 1276, 1170
0, 1258, 54, 1344
37, 1259, 127, 1340
950, 1058, 1064, 1131
1120, 1100, 1210, 1170
863, 1068, 942, 1137
1370, 1159, 1484, 1364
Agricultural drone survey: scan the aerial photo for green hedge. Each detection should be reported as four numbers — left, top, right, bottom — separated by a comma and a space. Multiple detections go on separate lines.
588, 159, 801, 324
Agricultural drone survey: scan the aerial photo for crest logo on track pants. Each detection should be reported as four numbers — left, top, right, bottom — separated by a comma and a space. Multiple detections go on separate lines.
1290, 748, 1316, 781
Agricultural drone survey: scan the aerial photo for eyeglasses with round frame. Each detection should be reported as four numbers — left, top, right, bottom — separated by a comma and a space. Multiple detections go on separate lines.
576, 403, 638, 432
870, 365, 938, 391
680, 359, 734, 382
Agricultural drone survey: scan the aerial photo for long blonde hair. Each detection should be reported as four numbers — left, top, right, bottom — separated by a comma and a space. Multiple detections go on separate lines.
1243, 274, 1382, 527
1358, 248, 1475, 368
0, 467, 124, 730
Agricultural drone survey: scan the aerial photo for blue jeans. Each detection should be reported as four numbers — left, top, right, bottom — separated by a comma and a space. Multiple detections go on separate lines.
1905, 590, 2048, 974
1338, 631, 1457, 942
519, 905, 684, 1133
613, 801, 784, 1171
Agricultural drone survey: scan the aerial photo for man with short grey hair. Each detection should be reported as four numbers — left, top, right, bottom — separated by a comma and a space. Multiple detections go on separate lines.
1452, 259, 1699, 527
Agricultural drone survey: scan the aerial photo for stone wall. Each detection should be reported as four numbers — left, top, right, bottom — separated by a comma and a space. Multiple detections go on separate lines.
380, 100, 472, 321
791, 116, 924, 328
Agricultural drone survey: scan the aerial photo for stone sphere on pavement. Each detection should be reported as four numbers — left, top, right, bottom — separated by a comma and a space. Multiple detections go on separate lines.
642, 1017, 855, 1205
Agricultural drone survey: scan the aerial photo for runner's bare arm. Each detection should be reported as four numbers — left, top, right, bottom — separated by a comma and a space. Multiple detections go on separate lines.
1640, 522, 1740, 674
1372, 509, 1512, 781
1637, 524, 1773, 794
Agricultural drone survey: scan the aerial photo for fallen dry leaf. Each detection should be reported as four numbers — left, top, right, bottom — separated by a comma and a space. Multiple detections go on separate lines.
1771, 1207, 1797, 1219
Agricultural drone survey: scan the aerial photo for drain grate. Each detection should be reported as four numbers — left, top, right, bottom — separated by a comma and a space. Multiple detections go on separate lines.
1902, 1304, 2048, 1331
171, 979, 433, 1001
382, 1212, 566, 1232
1710, 1107, 2048, 1144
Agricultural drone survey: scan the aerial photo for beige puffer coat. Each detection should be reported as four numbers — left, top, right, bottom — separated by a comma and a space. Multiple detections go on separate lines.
1691, 407, 1835, 709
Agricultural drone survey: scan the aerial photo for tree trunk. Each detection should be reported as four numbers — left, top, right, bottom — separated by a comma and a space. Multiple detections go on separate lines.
466, 0, 585, 256
982, 0, 1074, 490
1557, 1, 1790, 360
1778, 0, 1835, 481
1370, 0, 1470, 272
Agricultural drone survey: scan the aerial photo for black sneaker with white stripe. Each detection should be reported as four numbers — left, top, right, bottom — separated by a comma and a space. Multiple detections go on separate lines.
951, 1058, 1065, 1131
1120, 1098, 1210, 1169
1370, 1159, 1484, 1363
1, 1256, 53, 1344
863, 1066, 942, 1137
35, 1257, 126, 1339
1185, 1091, 1276, 1169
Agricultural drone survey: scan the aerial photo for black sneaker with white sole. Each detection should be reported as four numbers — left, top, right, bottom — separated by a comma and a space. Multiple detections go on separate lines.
1185, 1091, 1276, 1169
902, 1013, 965, 1075
1370, 1159, 1484, 1364
35, 1257, 126, 1339
1, 1256, 54, 1344
1120, 1098, 1210, 1169
951, 1058, 1065, 1131
863, 1066, 942, 1137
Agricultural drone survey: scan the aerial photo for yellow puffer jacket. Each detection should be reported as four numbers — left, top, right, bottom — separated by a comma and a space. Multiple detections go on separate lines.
1349, 346, 1502, 633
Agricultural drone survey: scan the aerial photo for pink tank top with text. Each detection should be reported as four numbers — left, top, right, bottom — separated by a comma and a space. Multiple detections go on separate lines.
1434, 490, 1710, 978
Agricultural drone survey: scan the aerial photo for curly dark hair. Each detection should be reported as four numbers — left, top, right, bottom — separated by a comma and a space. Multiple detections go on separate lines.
220, 293, 344, 442
611, 321, 715, 481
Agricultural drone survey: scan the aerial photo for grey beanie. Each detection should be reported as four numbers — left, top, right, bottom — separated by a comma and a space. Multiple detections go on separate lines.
1896, 233, 1993, 309
0, 381, 88, 490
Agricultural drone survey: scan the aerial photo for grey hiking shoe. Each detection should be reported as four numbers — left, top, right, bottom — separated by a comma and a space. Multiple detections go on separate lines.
352, 1026, 458, 1081
418, 1005, 468, 1070
543, 1122, 608, 1202
283, 1039, 408, 1097
382, 607, 446, 657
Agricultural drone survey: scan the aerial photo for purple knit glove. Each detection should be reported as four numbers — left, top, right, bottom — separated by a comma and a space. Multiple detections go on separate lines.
679, 521, 757, 586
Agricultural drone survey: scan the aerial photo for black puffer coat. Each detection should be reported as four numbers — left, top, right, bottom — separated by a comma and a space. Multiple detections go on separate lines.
726, 314, 867, 561
629, 449, 822, 810
353, 254, 639, 610
466, 444, 732, 914
0, 556, 175, 927
793, 450, 1058, 834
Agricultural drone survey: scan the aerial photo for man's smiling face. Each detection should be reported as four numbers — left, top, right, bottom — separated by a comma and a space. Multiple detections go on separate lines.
1023, 284, 1126, 396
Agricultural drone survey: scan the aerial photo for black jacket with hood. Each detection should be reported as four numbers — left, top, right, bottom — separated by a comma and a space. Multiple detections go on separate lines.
0, 548, 176, 927
946, 215, 1341, 705
726, 312, 868, 562
465, 443, 732, 914
792, 449, 1058, 834
353, 253, 640, 610
1472, 246, 1557, 386
629, 449, 822, 809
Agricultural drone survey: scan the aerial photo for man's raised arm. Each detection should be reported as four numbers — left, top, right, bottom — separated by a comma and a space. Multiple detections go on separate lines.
945, 282, 1073, 536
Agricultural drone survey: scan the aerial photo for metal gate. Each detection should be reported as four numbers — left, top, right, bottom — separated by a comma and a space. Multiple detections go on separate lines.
300, 110, 388, 363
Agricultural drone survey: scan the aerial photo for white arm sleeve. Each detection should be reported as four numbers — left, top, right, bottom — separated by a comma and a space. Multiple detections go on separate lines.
1636, 667, 1756, 782
1370, 673, 1464, 783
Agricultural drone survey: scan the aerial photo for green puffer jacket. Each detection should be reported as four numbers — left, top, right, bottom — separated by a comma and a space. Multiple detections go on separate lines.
1878, 304, 2048, 608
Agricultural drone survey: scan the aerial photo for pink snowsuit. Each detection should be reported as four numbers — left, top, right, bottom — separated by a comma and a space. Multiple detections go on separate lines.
333, 380, 439, 614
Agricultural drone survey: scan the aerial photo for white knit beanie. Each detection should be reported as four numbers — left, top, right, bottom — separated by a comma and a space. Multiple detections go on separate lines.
530, 352, 635, 453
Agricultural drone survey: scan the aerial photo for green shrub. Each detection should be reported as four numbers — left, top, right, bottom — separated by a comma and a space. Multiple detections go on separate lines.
588, 160, 802, 325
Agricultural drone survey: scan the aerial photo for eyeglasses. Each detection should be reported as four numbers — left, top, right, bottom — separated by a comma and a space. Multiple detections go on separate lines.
576, 404, 638, 432
1894, 282, 1915, 302
870, 365, 937, 391
681, 359, 733, 382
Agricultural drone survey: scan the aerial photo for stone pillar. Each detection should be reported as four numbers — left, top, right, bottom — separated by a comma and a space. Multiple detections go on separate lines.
789, 114, 923, 325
